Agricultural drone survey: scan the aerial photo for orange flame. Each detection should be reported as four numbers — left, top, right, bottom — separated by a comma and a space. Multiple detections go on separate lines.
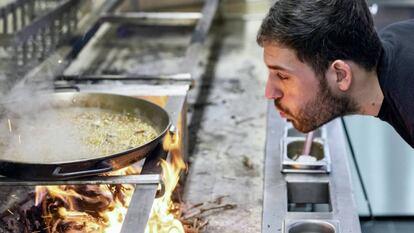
36, 183, 134, 232
35, 127, 185, 233
145, 129, 186, 233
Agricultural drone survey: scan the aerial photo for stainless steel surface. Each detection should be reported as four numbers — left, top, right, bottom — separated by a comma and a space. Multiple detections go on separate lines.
61, 0, 217, 84
281, 137, 331, 173
284, 220, 338, 233
58, 73, 193, 82
0, 174, 161, 186
289, 141, 324, 161
100, 12, 202, 26
263, 101, 361, 233
61, 20, 194, 80
121, 184, 159, 233
287, 182, 330, 208
183, 0, 218, 78
70, 83, 191, 96
285, 123, 327, 138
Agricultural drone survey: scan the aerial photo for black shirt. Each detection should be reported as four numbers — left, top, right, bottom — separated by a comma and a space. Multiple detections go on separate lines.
377, 19, 414, 148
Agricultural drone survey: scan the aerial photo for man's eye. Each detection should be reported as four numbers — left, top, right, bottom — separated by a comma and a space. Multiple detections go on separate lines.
277, 73, 289, 80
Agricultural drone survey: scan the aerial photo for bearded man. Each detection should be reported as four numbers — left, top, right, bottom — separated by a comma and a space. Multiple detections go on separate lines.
257, 0, 414, 148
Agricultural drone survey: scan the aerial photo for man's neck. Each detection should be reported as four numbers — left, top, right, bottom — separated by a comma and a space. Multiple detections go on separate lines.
352, 68, 384, 116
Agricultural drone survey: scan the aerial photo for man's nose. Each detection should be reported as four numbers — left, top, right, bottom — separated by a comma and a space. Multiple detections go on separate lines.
265, 79, 283, 100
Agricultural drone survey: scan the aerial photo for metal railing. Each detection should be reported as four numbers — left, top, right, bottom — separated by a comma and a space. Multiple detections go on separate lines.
0, 0, 80, 76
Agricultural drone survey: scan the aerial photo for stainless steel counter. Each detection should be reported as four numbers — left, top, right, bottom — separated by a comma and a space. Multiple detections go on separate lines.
263, 101, 361, 233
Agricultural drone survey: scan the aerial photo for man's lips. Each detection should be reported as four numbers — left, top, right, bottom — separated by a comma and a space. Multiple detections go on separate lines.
274, 103, 287, 118
279, 110, 287, 118
275, 106, 292, 120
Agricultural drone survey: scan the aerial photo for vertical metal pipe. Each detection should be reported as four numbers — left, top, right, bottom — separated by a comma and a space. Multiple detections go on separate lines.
68, 11, 73, 35
66, 12, 71, 36
56, 17, 61, 43
22, 41, 27, 65
29, 0, 35, 21
12, 5, 17, 33
31, 34, 37, 61
58, 13, 64, 39
50, 19, 56, 49
21, 3, 26, 28
3, 9, 8, 34
41, 27, 46, 58
73, 4, 78, 32
12, 43, 19, 67
0, 9, 4, 34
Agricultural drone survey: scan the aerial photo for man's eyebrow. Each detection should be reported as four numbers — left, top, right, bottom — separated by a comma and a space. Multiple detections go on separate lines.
267, 64, 292, 72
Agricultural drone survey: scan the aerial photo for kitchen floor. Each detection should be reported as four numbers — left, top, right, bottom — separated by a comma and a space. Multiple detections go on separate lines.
183, 15, 268, 233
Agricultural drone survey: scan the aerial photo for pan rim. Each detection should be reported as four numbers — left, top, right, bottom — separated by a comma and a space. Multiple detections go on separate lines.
0, 92, 171, 165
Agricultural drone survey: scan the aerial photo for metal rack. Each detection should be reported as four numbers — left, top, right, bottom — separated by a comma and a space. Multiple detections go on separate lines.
0, 0, 80, 71
57, 0, 218, 85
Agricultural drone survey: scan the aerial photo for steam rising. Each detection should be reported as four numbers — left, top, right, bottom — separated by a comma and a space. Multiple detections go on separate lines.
0, 104, 158, 163
0, 108, 91, 163
0, 40, 74, 163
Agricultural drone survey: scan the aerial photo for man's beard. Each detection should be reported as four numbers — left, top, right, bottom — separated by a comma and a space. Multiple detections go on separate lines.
275, 77, 359, 132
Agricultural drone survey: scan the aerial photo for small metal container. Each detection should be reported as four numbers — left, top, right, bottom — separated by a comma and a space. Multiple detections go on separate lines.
284, 219, 339, 233
280, 137, 331, 173
284, 123, 327, 139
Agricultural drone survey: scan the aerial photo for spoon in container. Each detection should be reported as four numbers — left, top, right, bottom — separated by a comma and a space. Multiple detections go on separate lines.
302, 131, 314, 155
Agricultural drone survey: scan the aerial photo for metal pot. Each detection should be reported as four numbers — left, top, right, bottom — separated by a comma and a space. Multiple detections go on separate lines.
0, 92, 170, 180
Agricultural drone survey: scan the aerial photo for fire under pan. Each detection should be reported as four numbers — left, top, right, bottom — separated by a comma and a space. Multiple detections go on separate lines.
0, 93, 187, 233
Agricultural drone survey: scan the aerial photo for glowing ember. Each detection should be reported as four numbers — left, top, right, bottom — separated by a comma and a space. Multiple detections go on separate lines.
35, 129, 186, 233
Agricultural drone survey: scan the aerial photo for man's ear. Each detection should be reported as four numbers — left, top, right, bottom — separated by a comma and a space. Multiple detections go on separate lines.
329, 60, 352, 91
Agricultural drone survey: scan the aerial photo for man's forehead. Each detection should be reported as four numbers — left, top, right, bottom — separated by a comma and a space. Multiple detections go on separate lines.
263, 44, 297, 72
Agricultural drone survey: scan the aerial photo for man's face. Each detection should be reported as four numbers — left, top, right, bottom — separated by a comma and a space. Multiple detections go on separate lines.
263, 43, 356, 132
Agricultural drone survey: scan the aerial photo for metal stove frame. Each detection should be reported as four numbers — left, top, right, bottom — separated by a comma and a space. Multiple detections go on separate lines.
57, 0, 218, 85
0, 0, 218, 232
0, 91, 187, 233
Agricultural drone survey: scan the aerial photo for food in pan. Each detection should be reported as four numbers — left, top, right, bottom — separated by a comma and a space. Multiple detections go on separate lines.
0, 107, 158, 163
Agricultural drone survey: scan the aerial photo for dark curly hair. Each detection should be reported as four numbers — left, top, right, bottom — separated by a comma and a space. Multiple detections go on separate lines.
257, 0, 382, 77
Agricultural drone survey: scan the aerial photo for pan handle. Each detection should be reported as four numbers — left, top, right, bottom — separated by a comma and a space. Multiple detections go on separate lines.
54, 85, 80, 92
52, 161, 113, 178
